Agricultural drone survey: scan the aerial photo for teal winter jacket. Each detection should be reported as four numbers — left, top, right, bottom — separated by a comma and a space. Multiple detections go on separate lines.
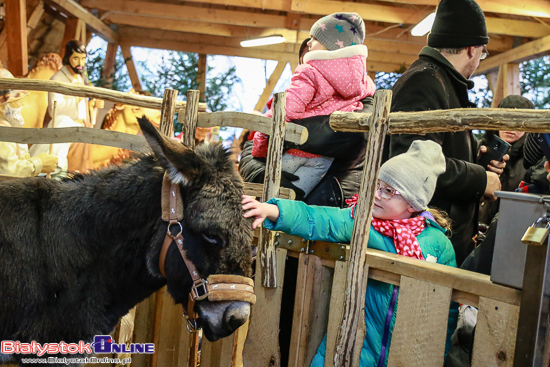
264, 198, 458, 367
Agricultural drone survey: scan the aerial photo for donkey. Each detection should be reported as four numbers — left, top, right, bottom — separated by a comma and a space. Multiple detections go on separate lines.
0, 117, 254, 366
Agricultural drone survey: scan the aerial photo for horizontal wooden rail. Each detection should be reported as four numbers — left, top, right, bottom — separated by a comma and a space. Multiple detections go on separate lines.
0, 126, 150, 151
274, 237, 521, 308
331, 108, 550, 133
198, 112, 307, 144
0, 78, 207, 112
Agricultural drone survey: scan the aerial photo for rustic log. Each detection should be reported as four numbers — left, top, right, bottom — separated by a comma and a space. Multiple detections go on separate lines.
182, 90, 201, 148
0, 126, 149, 152
160, 89, 179, 137
330, 108, 550, 133
332, 90, 391, 367
0, 78, 207, 112
260, 92, 287, 288
197, 111, 307, 145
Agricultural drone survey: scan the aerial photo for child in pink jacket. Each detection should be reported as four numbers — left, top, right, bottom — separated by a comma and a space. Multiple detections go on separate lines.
252, 12, 376, 198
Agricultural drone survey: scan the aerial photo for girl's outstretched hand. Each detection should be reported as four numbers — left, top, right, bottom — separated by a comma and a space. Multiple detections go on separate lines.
242, 195, 280, 229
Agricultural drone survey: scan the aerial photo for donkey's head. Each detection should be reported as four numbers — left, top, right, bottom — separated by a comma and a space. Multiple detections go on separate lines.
139, 117, 254, 342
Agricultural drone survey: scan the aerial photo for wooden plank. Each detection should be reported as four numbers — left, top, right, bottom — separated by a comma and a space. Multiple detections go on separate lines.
131, 295, 156, 367
175, 324, 198, 367
333, 90, 391, 367
242, 248, 288, 366
325, 260, 349, 367
232, 319, 250, 367
44, 0, 118, 43
490, 63, 520, 108
60, 18, 80, 57
0, 78, 206, 111
244, 182, 296, 201
260, 92, 286, 288
375, 0, 550, 18
288, 253, 316, 367
198, 112, 307, 145
290, 0, 548, 38
200, 335, 234, 367
196, 54, 207, 102
254, 61, 287, 112
387, 276, 451, 366
119, 44, 142, 90
81, 0, 288, 29
101, 43, 118, 89
5, 0, 28, 76
471, 297, 520, 367
0, 0, 43, 51
152, 288, 184, 367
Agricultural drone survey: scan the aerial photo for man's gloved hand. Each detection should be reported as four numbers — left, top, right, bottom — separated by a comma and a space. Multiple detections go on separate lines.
280, 171, 305, 201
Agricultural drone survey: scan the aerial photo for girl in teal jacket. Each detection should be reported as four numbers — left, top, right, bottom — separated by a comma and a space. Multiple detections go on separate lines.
242, 140, 458, 367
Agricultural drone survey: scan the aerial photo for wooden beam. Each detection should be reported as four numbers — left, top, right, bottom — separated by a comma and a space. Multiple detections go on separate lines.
196, 54, 207, 102
290, 0, 550, 38
368, 0, 550, 18
254, 61, 287, 112
102, 43, 118, 89
168, 0, 550, 19
81, 0, 288, 29
43, 0, 118, 43
490, 63, 520, 108
6, 0, 29, 76
475, 33, 550, 75
60, 18, 84, 56
81, 0, 544, 41
119, 32, 408, 72
119, 44, 142, 90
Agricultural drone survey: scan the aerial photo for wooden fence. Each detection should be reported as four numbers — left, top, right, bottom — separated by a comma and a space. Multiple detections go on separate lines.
1, 78, 549, 367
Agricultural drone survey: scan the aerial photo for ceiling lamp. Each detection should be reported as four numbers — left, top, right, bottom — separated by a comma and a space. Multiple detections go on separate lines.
240, 35, 286, 48
411, 13, 436, 37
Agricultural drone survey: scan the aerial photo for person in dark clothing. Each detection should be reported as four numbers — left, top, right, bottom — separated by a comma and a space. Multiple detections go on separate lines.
478, 95, 534, 228
387, 0, 504, 266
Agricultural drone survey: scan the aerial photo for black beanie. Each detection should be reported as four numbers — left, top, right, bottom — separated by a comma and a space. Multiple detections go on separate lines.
428, 0, 489, 48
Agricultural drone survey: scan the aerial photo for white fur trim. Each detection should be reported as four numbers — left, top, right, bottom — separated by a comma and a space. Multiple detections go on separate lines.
304, 45, 368, 63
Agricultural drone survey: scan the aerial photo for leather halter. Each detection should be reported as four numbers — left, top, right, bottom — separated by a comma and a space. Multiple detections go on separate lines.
158, 173, 256, 333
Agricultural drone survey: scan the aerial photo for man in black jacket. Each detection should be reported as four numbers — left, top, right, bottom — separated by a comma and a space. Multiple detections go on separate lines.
388, 0, 503, 266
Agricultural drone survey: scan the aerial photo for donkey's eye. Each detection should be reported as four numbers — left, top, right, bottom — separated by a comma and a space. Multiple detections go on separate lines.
202, 234, 226, 247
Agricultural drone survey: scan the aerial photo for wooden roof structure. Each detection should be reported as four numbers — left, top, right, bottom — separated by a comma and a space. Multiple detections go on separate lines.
3, 0, 550, 108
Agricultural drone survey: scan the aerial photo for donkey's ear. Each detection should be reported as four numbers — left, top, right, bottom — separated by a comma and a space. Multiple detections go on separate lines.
138, 116, 203, 185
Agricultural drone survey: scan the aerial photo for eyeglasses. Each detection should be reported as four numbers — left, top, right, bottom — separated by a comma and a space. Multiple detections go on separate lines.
376, 182, 401, 200
479, 45, 489, 60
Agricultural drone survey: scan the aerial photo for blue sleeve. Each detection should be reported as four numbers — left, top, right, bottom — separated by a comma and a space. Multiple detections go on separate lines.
263, 198, 354, 243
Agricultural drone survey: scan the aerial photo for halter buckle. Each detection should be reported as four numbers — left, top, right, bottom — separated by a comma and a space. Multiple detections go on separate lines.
191, 279, 209, 301
185, 314, 198, 333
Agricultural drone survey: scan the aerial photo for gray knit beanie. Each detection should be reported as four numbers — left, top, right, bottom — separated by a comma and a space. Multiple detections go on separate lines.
378, 140, 446, 211
310, 12, 365, 51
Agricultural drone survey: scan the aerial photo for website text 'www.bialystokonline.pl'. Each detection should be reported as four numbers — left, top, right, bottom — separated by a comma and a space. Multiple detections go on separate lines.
20, 357, 131, 365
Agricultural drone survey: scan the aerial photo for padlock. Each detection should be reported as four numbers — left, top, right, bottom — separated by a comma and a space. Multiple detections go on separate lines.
521, 216, 550, 246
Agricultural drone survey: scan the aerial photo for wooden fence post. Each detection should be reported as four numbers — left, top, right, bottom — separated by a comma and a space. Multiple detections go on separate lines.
332, 89, 392, 366
181, 90, 200, 147
260, 91, 286, 288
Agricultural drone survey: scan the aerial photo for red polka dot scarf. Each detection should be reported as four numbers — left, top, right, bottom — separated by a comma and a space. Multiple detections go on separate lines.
346, 194, 425, 260
371, 217, 426, 260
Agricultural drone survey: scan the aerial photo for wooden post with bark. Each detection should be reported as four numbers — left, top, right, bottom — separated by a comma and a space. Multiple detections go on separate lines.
331, 90, 392, 366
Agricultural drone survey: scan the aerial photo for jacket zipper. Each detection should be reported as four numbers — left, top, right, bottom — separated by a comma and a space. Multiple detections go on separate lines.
377, 285, 399, 367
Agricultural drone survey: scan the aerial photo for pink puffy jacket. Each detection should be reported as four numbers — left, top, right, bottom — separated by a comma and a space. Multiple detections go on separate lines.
253, 45, 376, 158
